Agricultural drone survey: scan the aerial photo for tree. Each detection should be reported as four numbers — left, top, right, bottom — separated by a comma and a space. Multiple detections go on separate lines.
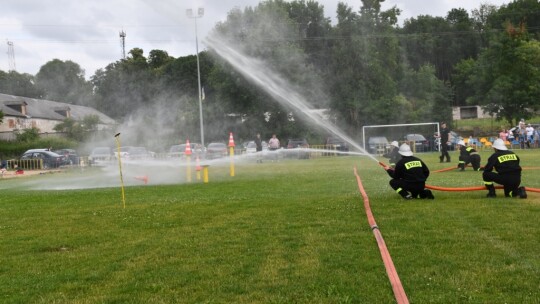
0, 70, 43, 98
467, 23, 540, 125
35, 59, 94, 105
53, 115, 100, 141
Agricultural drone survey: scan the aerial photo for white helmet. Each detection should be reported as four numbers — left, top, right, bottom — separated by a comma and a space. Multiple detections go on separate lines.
492, 138, 507, 150
457, 140, 465, 146
398, 143, 413, 156
390, 141, 399, 148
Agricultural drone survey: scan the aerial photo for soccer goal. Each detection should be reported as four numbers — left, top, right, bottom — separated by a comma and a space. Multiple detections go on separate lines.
362, 122, 440, 154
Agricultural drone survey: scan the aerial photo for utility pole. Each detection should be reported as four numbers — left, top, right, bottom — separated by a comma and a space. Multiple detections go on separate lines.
7, 40, 16, 71
119, 30, 126, 60
186, 8, 205, 146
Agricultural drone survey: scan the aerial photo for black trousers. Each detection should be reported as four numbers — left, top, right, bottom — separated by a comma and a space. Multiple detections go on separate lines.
483, 171, 521, 196
459, 154, 481, 170
440, 144, 450, 161
389, 179, 425, 198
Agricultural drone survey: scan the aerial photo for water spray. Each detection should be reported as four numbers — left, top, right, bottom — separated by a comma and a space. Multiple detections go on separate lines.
114, 133, 126, 208
205, 34, 380, 163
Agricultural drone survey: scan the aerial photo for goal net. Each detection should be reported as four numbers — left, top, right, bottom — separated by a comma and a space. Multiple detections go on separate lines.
362, 122, 440, 155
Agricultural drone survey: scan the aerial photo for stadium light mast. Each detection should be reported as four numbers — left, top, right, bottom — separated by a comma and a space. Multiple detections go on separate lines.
186, 7, 205, 146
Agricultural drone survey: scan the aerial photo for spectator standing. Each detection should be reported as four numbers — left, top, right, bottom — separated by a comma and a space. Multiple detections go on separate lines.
519, 119, 527, 148
526, 124, 534, 147
268, 134, 280, 150
268, 134, 280, 161
255, 133, 263, 163
436, 122, 451, 163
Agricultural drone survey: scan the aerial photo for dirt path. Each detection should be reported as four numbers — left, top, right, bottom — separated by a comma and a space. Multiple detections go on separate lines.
1, 169, 62, 179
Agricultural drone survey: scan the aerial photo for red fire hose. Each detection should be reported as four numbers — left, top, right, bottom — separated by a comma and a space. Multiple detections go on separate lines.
379, 162, 540, 193
354, 166, 409, 304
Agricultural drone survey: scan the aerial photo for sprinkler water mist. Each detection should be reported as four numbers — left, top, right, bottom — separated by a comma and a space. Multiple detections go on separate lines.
114, 133, 126, 208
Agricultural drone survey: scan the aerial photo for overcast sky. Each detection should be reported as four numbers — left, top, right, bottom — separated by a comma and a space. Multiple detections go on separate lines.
2, 0, 509, 78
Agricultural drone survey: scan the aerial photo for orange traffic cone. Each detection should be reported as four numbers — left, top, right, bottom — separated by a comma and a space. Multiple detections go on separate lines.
228, 132, 235, 147
185, 139, 192, 156
134, 175, 148, 184
196, 156, 202, 171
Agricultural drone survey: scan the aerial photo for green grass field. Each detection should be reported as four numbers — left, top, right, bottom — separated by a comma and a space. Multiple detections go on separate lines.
1, 150, 539, 303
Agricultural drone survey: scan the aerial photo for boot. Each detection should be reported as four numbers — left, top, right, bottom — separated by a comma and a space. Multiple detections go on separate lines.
518, 186, 527, 199
458, 163, 465, 171
485, 184, 496, 198
439, 155, 444, 163
399, 190, 413, 200
422, 189, 435, 199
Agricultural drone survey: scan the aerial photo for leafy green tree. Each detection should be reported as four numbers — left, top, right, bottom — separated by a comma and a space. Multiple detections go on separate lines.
0, 70, 43, 98
467, 24, 540, 125
488, 0, 540, 38
53, 115, 100, 141
15, 128, 40, 142
35, 59, 94, 105
92, 48, 157, 120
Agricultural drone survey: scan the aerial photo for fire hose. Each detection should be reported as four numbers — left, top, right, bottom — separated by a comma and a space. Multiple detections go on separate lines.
379, 162, 540, 193
354, 166, 409, 304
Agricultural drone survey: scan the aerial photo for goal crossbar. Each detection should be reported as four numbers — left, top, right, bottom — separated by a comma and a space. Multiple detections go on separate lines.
362, 122, 440, 150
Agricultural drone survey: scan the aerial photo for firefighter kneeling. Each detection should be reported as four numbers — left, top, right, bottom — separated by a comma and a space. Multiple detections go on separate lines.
383, 143, 434, 200
457, 140, 481, 171
482, 139, 526, 198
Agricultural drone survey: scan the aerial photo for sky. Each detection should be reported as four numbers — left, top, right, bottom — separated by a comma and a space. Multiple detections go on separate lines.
1, 0, 509, 79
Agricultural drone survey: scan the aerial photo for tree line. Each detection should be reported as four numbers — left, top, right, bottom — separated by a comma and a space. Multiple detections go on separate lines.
0, 0, 539, 146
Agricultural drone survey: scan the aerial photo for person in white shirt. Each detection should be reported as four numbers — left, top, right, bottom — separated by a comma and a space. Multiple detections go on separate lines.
526, 124, 534, 145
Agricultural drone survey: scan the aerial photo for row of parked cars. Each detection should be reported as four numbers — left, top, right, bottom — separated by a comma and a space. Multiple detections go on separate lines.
19, 148, 79, 169
367, 132, 462, 154
15, 136, 353, 169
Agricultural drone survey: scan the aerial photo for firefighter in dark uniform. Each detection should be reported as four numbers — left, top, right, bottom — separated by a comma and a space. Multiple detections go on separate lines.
457, 140, 481, 171
383, 143, 434, 200
483, 139, 526, 198
437, 122, 451, 163
383, 141, 401, 168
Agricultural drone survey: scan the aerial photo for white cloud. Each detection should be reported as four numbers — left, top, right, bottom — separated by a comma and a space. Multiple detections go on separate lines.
1, 0, 509, 78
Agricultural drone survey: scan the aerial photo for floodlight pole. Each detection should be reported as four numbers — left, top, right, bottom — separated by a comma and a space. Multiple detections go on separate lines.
186, 8, 205, 147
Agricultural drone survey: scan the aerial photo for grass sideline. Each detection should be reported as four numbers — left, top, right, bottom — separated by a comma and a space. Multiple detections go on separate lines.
0, 150, 539, 303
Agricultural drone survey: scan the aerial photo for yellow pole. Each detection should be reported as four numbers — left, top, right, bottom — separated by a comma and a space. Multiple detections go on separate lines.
229, 146, 235, 177
228, 132, 235, 177
186, 155, 192, 182
114, 133, 126, 209
203, 165, 209, 183
196, 156, 201, 181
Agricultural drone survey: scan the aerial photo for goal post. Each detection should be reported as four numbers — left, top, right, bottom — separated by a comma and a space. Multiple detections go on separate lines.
362, 122, 440, 154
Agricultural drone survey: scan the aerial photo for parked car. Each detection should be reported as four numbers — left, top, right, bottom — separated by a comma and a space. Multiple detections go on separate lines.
367, 136, 389, 154
326, 137, 349, 154
127, 147, 151, 160
20, 150, 67, 169
168, 143, 205, 158
404, 134, 430, 152
245, 141, 257, 154
89, 147, 113, 165
206, 143, 228, 159
286, 138, 310, 159
53, 148, 79, 165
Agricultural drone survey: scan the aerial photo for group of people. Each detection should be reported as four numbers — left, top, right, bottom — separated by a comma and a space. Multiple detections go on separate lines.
253, 133, 280, 163
383, 122, 527, 200
500, 119, 539, 149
